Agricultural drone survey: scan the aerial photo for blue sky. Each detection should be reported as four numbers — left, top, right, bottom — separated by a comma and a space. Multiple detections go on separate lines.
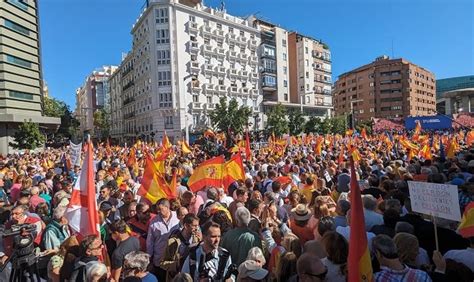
39, 0, 473, 108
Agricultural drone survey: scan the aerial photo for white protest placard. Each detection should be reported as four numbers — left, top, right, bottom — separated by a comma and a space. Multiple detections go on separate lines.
69, 141, 82, 167
408, 181, 461, 222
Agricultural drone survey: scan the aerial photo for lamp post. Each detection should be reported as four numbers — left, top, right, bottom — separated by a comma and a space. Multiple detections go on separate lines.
350, 99, 363, 129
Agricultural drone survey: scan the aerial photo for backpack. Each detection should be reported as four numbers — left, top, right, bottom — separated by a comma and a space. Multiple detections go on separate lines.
67, 259, 87, 282
188, 245, 233, 281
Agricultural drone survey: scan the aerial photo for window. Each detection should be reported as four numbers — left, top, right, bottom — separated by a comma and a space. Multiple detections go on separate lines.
262, 59, 276, 72
207, 96, 212, 104
6, 0, 28, 10
305, 47, 308, 54
158, 71, 171, 86
192, 95, 198, 102
4, 19, 30, 35
216, 23, 222, 30
306, 84, 310, 91
306, 96, 310, 103
156, 29, 170, 44
159, 92, 172, 107
369, 82, 374, 87
283, 80, 288, 87
9, 90, 33, 100
155, 8, 169, 23
240, 30, 244, 36
164, 116, 173, 129
229, 27, 233, 33
305, 60, 309, 67
263, 75, 276, 87
284, 93, 288, 101
157, 50, 170, 65
282, 39, 287, 47
370, 108, 375, 112
283, 67, 287, 74
6, 55, 32, 68
263, 45, 275, 57
282, 53, 287, 61
189, 15, 196, 22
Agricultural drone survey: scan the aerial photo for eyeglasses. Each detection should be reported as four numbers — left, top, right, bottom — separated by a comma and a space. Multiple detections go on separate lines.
89, 243, 103, 250
305, 267, 328, 280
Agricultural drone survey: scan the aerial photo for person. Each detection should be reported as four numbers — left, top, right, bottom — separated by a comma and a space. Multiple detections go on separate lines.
160, 213, 201, 281
228, 187, 248, 222
372, 234, 432, 282
119, 190, 135, 219
296, 253, 328, 282
85, 261, 108, 282
237, 259, 270, 281
278, 252, 298, 282
336, 209, 376, 252
221, 206, 262, 266
128, 202, 155, 251
246, 247, 266, 267
42, 205, 70, 251
443, 237, 474, 272
320, 231, 347, 282
289, 204, 314, 245
48, 235, 80, 282
110, 219, 141, 281
362, 195, 383, 231
333, 199, 350, 228
247, 199, 263, 233
181, 221, 235, 281
68, 235, 103, 281
123, 251, 158, 282
146, 198, 179, 281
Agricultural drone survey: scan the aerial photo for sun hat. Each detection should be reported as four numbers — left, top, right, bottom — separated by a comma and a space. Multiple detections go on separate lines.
291, 204, 312, 221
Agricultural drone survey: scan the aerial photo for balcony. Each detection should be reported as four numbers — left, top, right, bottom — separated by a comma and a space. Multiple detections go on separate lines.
241, 88, 250, 95
203, 44, 214, 54
188, 21, 198, 33
191, 82, 201, 93
216, 66, 226, 75
122, 81, 135, 91
250, 73, 258, 81
249, 39, 258, 50
229, 69, 239, 77
123, 97, 135, 106
192, 102, 202, 109
213, 29, 225, 38
205, 103, 215, 110
249, 56, 258, 65
228, 50, 238, 60
250, 89, 259, 96
253, 106, 260, 112
204, 64, 215, 73
239, 70, 249, 78
314, 77, 332, 85
230, 86, 239, 94
215, 47, 226, 57
262, 80, 277, 91
190, 61, 200, 73
261, 68, 277, 74
239, 53, 249, 61
227, 33, 238, 42
203, 83, 216, 93
237, 36, 247, 45
189, 41, 199, 53
201, 25, 213, 36
216, 85, 227, 94
124, 112, 136, 119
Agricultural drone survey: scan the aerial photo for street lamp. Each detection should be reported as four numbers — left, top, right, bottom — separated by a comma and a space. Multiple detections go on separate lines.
349, 99, 363, 129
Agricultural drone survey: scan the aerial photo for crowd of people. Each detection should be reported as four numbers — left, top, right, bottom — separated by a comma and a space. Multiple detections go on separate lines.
0, 130, 472, 282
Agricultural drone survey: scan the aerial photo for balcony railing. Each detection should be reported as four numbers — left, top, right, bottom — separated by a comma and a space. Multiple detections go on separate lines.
188, 21, 198, 33
123, 97, 135, 106
122, 81, 134, 91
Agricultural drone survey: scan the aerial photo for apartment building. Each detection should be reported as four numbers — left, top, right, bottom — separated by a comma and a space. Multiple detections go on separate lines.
114, 0, 263, 143
75, 66, 117, 135
333, 56, 436, 121
0, 0, 60, 154
288, 32, 332, 117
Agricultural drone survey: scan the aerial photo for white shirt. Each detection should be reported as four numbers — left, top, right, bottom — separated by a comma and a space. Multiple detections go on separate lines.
444, 248, 474, 272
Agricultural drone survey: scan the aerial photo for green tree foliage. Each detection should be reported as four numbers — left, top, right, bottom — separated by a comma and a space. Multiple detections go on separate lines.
356, 119, 374, 135
44, 97, 65, 118
331, 116, 347, 135
93, 109, 110, 139
304, 116, 321, 133
209, 97, 252, 134
266, 103, 289, 137
44, 97, 79, 139
288, 110, 305, 135
10, 120, 45, 150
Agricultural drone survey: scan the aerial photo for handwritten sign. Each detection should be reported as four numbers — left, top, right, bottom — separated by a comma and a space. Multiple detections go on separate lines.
408, 181, 461, 221
69, 141, 82, 167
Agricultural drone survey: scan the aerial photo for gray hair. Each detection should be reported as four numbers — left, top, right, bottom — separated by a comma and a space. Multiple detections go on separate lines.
362, 195, 377, 211
53, 206, 67, 220
420, 167, 432, 175
395, 222, 414, 234
235, 206, 251, 227
171, 273, 193, 282
372, 234, 398, 259
246, 247, 266, 265
124, 251, 150, 272
85, 261, 107, 281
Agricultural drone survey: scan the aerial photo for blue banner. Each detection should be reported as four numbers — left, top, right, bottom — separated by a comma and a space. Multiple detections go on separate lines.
405, 115, 452, 130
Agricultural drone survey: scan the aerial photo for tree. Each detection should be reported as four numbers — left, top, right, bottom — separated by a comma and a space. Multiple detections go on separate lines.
320, 117, 332, 134
10, 120, 45, 150
356, 119, 374, 135
93, 109, 110, 140
304, 116, 321, 133
209, 97, 252, 134
288, 110, 305, 135
266, 103, 289, 137
44, 97, 66, 118
330, 116, 347, 135
43, 97, 80, 140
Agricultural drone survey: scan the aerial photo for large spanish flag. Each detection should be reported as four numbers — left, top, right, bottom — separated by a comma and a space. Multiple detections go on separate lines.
348, 156, 373, 282
188, 156, 225, 192
138, 154, 177, 204
458, 202, 474, 238
223, 153, 246, 190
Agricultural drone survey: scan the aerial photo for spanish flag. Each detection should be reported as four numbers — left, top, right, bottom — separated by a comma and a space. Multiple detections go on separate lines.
466, 130, 474, 147
446, 136, 458, 159
162, 132, 172, 151
458, 202, 474, 238
361, 127, 368, 141
348, 156, 373, 282
223, 153, 246, 190
413, 120, 422, 141
188, 156, 225, 192
138, 154, 177, 204
419, 144, 432, 160
179, 139, 192, 154
126, 147, 137, 168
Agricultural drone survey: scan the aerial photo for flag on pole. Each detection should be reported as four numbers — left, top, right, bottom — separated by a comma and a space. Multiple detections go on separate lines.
245, 131, 252, 160
458, 202, 474, 238
348, 156, 373, 282
188, 156, 226, 192
138, 153, 177, 204
223, 153, 246, 190
179, 139, 192, 154
65, 140, 100, 237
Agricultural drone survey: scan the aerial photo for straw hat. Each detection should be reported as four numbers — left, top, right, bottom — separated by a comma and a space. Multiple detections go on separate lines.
291, 204, 312, 221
